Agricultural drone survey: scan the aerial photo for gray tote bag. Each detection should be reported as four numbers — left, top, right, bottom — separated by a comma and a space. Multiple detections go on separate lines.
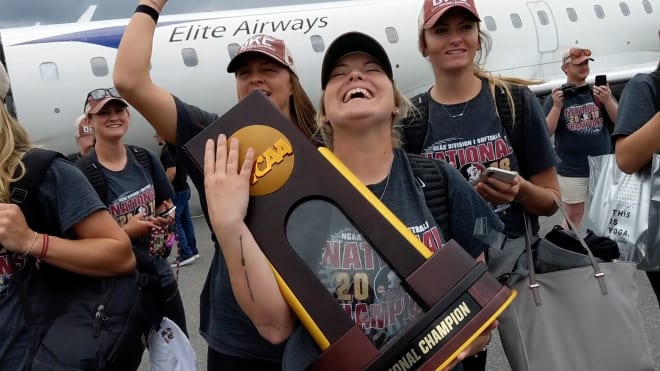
497, 199, 655, 371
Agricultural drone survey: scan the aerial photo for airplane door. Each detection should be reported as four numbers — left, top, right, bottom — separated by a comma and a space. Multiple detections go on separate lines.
526, 1, 558, 53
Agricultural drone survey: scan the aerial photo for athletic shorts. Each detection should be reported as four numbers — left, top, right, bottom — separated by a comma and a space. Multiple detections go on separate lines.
557, 175, 589, 204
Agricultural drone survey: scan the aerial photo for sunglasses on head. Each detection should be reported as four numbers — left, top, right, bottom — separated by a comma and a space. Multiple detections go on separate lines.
565, 48, 591, 63
84, 88, 121, 110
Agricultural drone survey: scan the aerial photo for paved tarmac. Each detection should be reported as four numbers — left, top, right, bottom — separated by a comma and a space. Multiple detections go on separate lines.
139, 195, 660, 370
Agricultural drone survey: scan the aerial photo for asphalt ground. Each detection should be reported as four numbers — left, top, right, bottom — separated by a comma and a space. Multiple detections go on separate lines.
139, 193, 660, 370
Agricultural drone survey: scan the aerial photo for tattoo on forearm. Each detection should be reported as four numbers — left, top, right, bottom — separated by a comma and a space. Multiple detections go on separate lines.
239, 235, 255, 302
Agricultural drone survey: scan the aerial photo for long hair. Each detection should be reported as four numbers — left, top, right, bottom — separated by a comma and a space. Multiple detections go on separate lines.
288, 73, 320, 145
0, 104, 32, 202
316, 80, 412, 149
418, 20, 542, 129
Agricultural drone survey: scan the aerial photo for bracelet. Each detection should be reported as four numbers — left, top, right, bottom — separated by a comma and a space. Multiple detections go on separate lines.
135, 4, 159, 23
22, 231, 39, 257
38, 234, 49, 259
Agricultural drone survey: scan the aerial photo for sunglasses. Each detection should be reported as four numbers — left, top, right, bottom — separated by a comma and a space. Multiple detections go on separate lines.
84, 88, 121, 110
564, 48, 591, 63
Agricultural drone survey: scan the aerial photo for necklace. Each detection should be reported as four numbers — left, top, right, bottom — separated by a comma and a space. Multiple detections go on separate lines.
378, 171, 391, 201
440, 100, 470, 119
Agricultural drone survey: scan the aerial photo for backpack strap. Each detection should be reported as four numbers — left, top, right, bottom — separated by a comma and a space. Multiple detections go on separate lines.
401, 92, 430, 154
127, 145, 153, 176
650, 70, 660, 112
494, 83, 528, 178
11, 148, 63, 234
75, 155, 108, 204
407, 154, 452, 243
9, 148, 62, 326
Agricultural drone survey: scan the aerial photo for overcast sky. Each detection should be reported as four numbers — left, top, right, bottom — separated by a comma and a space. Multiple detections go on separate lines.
0, 0, 327, 28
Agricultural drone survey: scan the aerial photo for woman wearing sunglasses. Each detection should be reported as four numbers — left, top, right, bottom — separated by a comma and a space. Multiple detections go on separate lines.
113, 1, 318, 369
79, 87, 189, 337
401, 0, 560, 369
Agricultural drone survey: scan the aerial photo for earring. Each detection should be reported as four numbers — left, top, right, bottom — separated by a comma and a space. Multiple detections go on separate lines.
393, 108, 400, 116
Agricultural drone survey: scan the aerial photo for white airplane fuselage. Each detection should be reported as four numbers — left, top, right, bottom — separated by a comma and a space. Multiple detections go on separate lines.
1, 0, 658, 154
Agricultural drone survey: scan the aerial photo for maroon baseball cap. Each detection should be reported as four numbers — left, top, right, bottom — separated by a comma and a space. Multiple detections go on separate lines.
419, 0, 481, 32
84, 87, 128, 114
227, 34, 297, 75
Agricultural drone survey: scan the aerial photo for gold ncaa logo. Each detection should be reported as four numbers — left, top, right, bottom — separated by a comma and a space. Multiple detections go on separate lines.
230, 125, 294, 196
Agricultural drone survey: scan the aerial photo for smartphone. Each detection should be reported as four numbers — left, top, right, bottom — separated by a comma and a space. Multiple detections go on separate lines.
157, 205, 176, 218
595, 75, 607, 86
479, 167, 518, 183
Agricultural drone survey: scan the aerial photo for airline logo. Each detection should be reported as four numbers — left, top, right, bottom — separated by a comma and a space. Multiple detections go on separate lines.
231, 125, 294, 196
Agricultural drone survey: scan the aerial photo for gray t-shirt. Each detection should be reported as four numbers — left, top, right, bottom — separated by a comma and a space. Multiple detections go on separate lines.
543, 85, 612, 177
420, 79, 558, 237
0, 158, 106, 370
87, 147, 176, 287
612, 73, 657, 138
282, 149, 502, 370
174, 97, 288, 361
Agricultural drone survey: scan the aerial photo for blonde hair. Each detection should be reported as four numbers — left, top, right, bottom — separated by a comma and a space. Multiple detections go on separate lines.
419, 24, 543, 128
0, 104, 32, 202
316, 80, 412, 149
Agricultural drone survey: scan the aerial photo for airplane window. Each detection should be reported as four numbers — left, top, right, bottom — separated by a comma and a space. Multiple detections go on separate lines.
594, 5, 605, 18
509, 13, 523, 28
483, 16, 497, 31
642, 0, 653, 13
227, 43, 240, 59
39, 62, 59, 82
310, 35, 325, 53
90, 57, 109, 77
181, 48, 198, 67
566, 8, 578, 22
619, 2, 630, 15
385, 27, 400, 43
536, 10, 550, 25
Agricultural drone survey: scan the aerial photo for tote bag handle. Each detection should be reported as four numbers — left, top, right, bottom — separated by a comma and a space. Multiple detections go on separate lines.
523, 196, 608, 306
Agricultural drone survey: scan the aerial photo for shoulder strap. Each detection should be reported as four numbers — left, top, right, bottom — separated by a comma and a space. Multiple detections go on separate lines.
407, 154, 452, 243
11, 148, 63, 234
494, 83, 528, 177
401, 92, 430, 154
650, 70, 660, 112
75, 155, 108, 204
127, 145, 154, 177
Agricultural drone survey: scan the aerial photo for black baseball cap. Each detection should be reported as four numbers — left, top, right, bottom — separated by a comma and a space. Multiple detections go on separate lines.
320, 32, 393, 89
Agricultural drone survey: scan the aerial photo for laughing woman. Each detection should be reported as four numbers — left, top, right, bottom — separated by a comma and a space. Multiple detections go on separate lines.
202, 32, 504, 371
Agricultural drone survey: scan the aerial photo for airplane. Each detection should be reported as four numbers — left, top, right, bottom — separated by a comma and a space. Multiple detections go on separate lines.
0, 0, 658, 156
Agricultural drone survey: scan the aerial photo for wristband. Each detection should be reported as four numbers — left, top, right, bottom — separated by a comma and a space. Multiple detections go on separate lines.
135, 4, 159, 23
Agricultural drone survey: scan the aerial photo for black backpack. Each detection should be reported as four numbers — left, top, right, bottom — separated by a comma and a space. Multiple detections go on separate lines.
10, 148, 149, 371
407, 153, 452, 243
401, 84, 529, 178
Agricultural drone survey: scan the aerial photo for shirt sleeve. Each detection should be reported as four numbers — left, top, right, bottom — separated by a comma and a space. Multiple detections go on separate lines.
521, 87, 559, 177
612, 74, 656, 138
39, 158, 107, 236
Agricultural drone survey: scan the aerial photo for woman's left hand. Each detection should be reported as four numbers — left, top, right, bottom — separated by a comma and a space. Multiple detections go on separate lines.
204, 134, 255, 232
475, 175, 521, 204
0, 203, 36, 254
441, 320, 498, 370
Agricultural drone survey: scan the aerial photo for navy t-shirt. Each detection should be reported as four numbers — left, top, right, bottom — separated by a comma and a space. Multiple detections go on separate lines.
0, 158, 106, 370
87, 147, 176, 287
543, 85, 612, 177
612, 73, 657, 139
420, 79, 558, 238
